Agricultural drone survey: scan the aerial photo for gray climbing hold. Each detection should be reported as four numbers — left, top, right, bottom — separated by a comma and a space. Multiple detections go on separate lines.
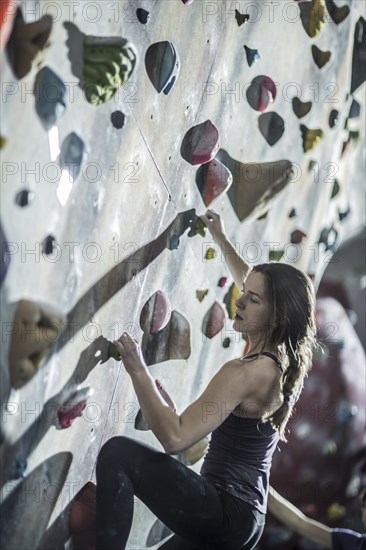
59, 132, 85, 180
34, 66, 66, 130
258, 112, 285, 146
329, 110, 339, 128
244, 45, 260, 67
42, 235, 56, 255
292, 97, 312, 119
349, 99, 360, 119
0, 223, 10, 287
136, 8, 149, 24
111, 110, 126, 129
145, 41, 180, 95
351, 17, 366, 94
15, 189, 34, 207
311, 45, 331, 68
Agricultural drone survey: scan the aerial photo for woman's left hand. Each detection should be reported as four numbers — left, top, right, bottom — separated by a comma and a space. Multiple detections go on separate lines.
113, 332, 147, 376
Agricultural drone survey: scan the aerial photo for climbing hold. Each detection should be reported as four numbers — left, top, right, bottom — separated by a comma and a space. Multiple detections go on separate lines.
292, 97, 312, 119
350, 17, 366, 94
269, 250, 285, 261
69, 481, 97, 549
246, 75, 277, 112
202, 301, 228, 339
349, 99, 360, 119
190, 217, 207, 238
288, 208, 297, 218
222, 337, 231, 348
111, 110, 126, 129
205, 247, 216, 260
336, 401, 358, 425
181, 120, 220, 165
300, 124, 323, 152
196, 289, 209, 302
42, 235, 57, 255
83, 35, 137, 104
6, 8, 52, 79
142, 310, 191, 366
145, 41, 180, 95
217, 151, 294, 221
331, 178, 340, 199
0, 223, 10, 287
299, 0, 326, 38
325, 0, 350, 25
319, 226, 338, 252
290, 230, 307, 244
55, 387, 93, 429
169, 234, 180, 250
328, 109, 339, 128
14, 458, 27, 479
136, 8, 149, 24
0, 0, 18, 51
322, 439, 337, 456
258, 112, 285, 146
108, 343, 121, 361
223, 283, 241, 320
34, 67, 66, 130
257, 211, 269, 221
218, 277, 228, 288
146, 519, 173, 547
140, 290, 172, 334
196, 158, 233, 207
311, 45, 331, 68
0, 136, 7, 149
338, 207, 350, 222
134, 409, 150, 431
9, 300, 65, 389
235, 9, 249, 26
15, 189, 34, 207
244, 45, 260, 67
179, 436, 210, 466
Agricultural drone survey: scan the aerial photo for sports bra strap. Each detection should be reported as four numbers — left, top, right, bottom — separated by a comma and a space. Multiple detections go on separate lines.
241, 352, 284, 373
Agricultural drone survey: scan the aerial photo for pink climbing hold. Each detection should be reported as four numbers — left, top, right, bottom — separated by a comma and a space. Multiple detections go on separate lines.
182, 0, 194, 4
56, 387, 92, 429
140, 290, 172, 334
181, 120, 220, 166
290, 229, 307, 244
202, 301, 228, 339
196, 158, 233, 207
246, 76, 277, 112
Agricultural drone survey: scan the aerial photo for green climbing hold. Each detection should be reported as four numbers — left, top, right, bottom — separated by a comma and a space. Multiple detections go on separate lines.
269, 250, 284, 262
83, 35, 137, 105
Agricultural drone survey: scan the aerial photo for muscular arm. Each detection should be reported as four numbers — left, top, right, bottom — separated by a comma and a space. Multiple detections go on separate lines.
268, 487, 332, 549
200, 210, 251, 290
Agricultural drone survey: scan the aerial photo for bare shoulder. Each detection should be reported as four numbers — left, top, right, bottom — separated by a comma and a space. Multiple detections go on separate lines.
241, 354, 281, 380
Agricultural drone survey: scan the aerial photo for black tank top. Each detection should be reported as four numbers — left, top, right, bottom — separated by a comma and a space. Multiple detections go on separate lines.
200, 352, 283, 513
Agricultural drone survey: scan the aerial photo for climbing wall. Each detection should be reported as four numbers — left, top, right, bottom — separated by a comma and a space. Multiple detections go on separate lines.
0, 1, 365, 549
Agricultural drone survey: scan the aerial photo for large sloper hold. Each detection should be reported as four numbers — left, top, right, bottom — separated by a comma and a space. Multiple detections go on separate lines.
34, 66, 66, 130
145, 41, 180, 95
83, 35, 137, 104
246, 75, 277, 112
140, 290, 172, 334
181, 120, 220, 165
142, 310, 191, 366
195, 158, 233, 207
8, 300, 65, 389
6, 7, 52, 79
217, 150, 294, 222
202, 301, 228, 339
350, 17, 366, 94
299, 0, 326, 37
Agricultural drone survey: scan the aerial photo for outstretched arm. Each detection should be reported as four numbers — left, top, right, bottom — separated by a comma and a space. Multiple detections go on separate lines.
268, 486, 332, 549
200, 209, 251, 291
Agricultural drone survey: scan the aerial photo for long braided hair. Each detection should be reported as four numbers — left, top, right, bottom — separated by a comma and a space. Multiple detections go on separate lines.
252, 263, 317, 441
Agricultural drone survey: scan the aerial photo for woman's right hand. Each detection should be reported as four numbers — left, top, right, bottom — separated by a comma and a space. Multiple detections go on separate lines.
199, 209, 227, 244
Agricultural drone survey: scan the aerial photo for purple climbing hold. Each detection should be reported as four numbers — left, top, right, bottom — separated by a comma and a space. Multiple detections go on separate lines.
195, 158, 232, 206
290, 229, 307, 244
136, 8, 149, 24
218, 277, 228, 288
182, 0, 194, 4
140, 290, 172, 334
202, 301, 228, 339
244, 46, 260, 67
258, 112, 285, 146
246, 76, 277, 112
111, 110, 126, 129
34, 66, 66, 130
181, 120, 220, 166
145, 41, 180, 95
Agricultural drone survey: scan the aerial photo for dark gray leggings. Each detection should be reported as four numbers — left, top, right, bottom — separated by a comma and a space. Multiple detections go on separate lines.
96, 436, 265, 550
